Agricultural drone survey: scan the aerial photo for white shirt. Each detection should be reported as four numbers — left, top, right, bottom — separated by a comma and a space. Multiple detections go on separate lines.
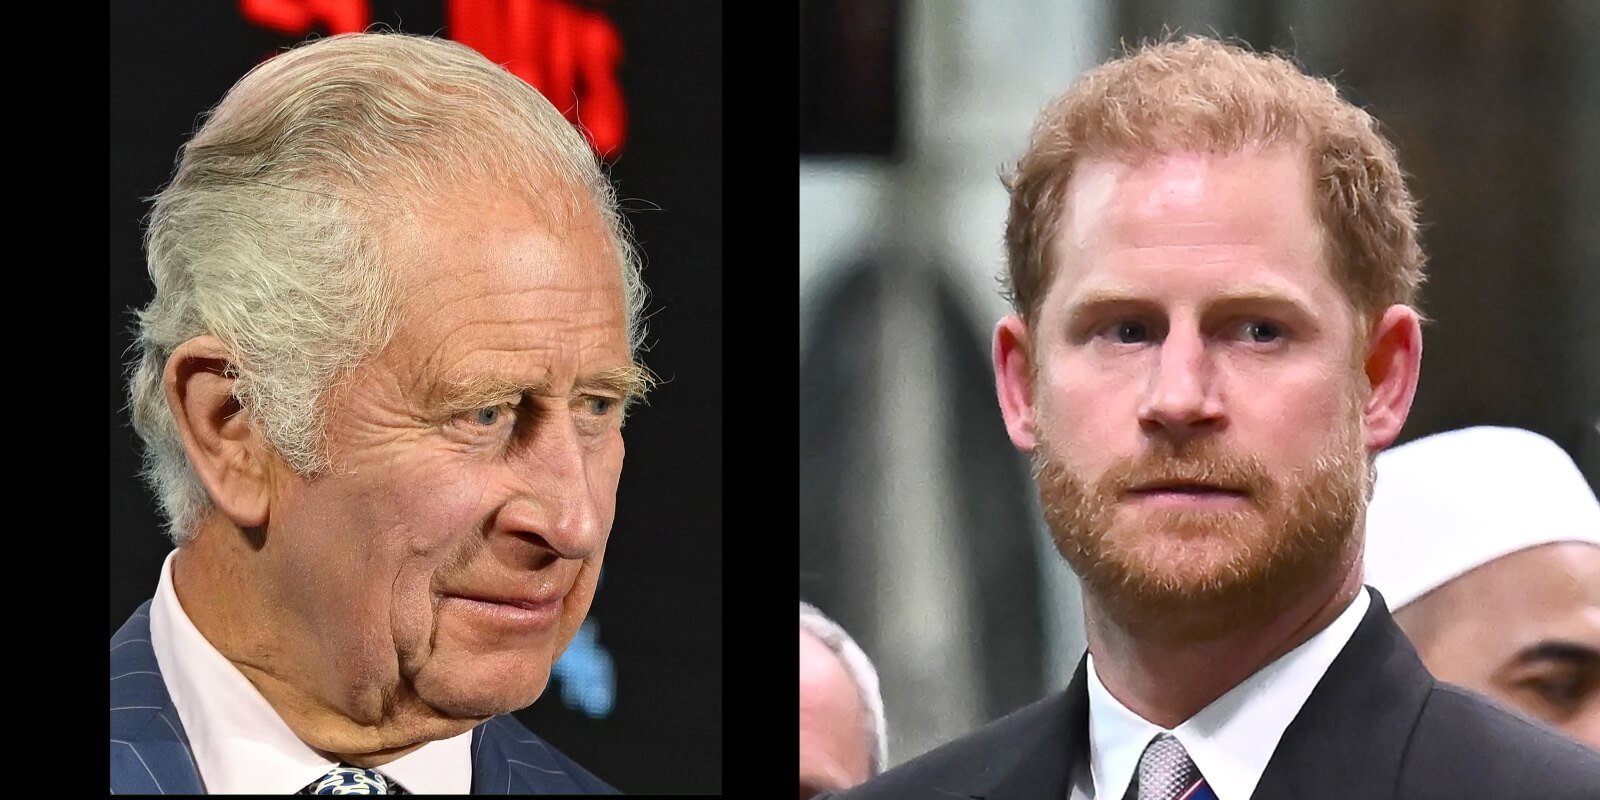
1070, 588, 1371, 800
148, 549, 473, 794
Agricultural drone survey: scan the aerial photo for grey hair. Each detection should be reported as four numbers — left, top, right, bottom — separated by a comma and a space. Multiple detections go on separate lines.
800, 601, 889, 776
127, 32, 650, 545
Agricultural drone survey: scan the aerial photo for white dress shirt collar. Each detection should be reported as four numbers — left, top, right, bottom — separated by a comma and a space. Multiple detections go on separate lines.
1085, 588, 1371, 800
147, 549, 473, 794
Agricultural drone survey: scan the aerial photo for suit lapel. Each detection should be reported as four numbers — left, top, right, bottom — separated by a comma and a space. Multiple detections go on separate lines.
469, 723, 506, 794
110, 600, 205, 795
112, 599, 595, 795
956, 591, 1430, 800
977, 659, 1091, 800
471, 714, 582, 794
1252, 589, 1433, 800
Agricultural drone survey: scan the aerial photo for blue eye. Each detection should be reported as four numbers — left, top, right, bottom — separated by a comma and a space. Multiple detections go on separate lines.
1114, 321, 1149, 344
586, 397, 617, 416
1242, 321, 1284, 343
472, 406, 502, 426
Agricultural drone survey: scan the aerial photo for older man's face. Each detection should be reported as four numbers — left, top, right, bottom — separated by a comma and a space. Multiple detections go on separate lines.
800, 629, 872, 797
263, 191, 632, 723
997, 147, 1379, 633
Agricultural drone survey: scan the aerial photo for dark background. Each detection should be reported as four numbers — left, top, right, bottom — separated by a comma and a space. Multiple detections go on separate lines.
799, 0, 901, 157
109, 1, 722, 792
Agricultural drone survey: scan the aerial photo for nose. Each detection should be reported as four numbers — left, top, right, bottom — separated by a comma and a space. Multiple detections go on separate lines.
496, 411, 616, 561
1137, 326, 1224, 442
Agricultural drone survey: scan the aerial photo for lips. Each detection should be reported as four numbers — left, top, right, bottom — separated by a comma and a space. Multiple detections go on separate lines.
1129, 482, 1248, 496
449, 591, 563, 610
439, 589, 569, 633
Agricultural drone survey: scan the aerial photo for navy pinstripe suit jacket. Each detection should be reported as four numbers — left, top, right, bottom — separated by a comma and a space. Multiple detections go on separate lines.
110, 600, 617, 794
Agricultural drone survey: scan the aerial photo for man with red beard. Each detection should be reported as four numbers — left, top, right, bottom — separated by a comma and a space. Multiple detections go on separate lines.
831, 36, 1600, 800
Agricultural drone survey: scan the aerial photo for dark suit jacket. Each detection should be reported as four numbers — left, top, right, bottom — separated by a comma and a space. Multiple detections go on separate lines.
110, 599, 617, 794
838, 590, 1600, 799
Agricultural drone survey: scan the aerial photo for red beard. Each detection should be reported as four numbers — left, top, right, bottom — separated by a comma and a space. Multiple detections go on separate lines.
1033, 416, 1370, 641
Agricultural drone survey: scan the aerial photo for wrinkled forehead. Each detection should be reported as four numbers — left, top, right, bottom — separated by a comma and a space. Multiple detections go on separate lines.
389, 189, 623, 303
366, 189, 630, 391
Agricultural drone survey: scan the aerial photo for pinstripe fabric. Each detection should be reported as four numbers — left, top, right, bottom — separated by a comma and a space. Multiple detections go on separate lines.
470, 715, 619, 794
111, 601, 204, 795
112, 599, 619, 794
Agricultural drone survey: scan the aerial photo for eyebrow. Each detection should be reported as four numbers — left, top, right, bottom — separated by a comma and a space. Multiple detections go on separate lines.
1064, 287, 1319, 324
580, 365, 658, 400
1512, 640, 1600, 668
427, 364, 656, 415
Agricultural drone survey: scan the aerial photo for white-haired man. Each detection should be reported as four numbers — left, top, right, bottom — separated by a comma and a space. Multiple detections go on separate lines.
112, 32, 652, 794
801, 602, 888, 798
1365, 426, 1600, 750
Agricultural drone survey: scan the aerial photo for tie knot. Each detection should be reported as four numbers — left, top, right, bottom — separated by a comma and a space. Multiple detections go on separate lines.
1133, 733, 1205, 800
300, 765, 405, 795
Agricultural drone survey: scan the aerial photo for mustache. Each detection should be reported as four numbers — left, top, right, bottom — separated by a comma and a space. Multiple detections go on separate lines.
1091, 442, 1276, 500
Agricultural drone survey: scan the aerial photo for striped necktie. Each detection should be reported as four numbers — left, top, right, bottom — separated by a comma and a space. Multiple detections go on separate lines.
298, 764, 408, 794
1124, 733, 1215, 800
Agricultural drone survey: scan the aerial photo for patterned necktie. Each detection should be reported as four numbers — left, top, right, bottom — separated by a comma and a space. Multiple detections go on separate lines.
298, 765, 407, 795
1124, 733, 1215, 800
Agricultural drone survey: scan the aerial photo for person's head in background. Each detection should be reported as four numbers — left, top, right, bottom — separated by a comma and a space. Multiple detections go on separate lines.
1365, 426, 1600, 748
800, 602, 887, 798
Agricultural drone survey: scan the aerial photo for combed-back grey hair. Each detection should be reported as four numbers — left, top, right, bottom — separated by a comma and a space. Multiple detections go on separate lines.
801, 601, 889, 776
127, 32, 650, 545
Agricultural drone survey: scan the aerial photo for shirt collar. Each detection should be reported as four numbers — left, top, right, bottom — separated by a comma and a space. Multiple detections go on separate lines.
148, 549, 473, 794
1086, 588, 1370, 800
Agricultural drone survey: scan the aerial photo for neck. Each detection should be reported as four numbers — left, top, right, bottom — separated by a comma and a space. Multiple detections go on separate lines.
172, 523, 475, 767
1084, 564, 1364, 729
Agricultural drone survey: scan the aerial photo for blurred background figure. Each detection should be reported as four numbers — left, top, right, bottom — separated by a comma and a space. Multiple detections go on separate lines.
801, 0, 1600, 769
1365, 426, 1600, 749
801, 602, 888, 798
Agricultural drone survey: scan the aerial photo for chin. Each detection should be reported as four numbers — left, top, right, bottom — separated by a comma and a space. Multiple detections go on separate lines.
412, 653, 555, 718
1102, 510, 1263, 569
1104, 543, 1257, 600
1068, 520, 1274, 624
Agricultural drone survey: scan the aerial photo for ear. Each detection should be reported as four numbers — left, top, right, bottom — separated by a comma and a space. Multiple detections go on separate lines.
163, 336, 271, 530
994, 314, 1040, 453
1360, 305, 1423, 452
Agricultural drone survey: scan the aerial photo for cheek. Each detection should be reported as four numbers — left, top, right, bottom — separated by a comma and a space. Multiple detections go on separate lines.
332, 453, 504, 598
385, 456, 513, 570
381, 455, 502, 546
378, 458, 521, 662
1227, 370, 1355, 450
550, 547, 607, 656
588, 436, 627, 516
569, 554, 605, 612
1038, 360, 1140, 459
